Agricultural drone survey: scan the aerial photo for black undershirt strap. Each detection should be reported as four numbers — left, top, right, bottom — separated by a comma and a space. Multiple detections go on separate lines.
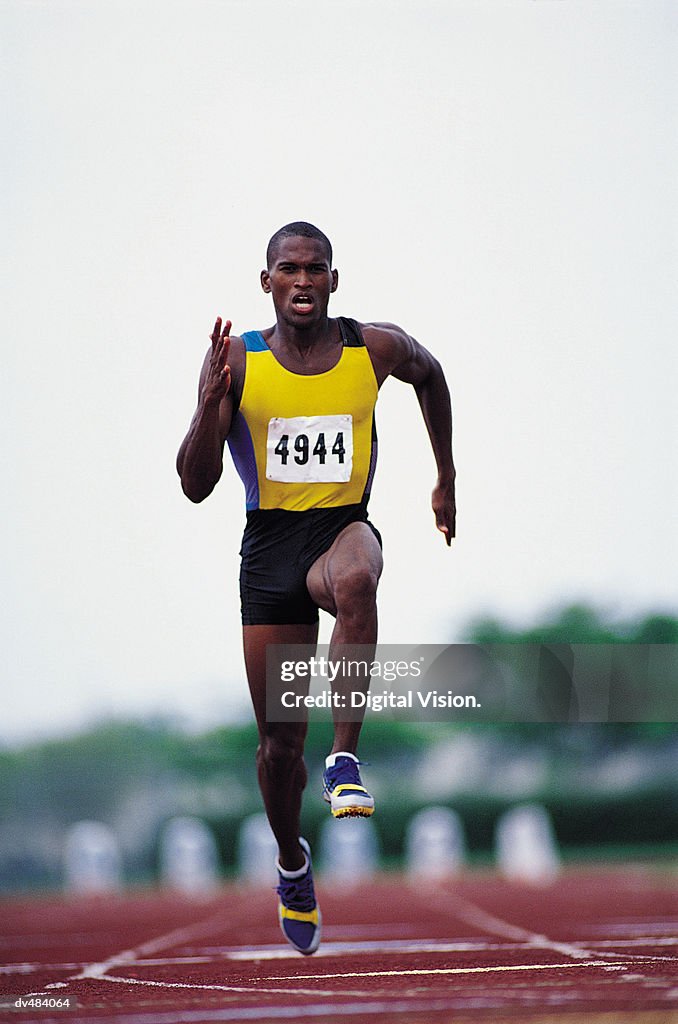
338, 316, 365, 348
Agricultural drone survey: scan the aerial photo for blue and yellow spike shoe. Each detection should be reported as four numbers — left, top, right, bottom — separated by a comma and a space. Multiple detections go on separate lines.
322, 752, 375, 818
276, 838, 321, 956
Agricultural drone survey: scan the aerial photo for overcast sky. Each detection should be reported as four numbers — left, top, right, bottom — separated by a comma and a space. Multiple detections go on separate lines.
2, 0, 676, 745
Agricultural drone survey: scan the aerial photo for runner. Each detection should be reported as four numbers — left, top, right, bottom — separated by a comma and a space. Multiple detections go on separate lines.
177, 221, 455, 955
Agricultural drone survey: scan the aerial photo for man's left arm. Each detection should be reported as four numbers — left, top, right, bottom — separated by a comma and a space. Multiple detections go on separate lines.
367, 324, 456, 544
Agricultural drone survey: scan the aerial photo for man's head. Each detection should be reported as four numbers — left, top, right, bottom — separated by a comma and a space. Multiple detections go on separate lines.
266, 222, 332, 269
262, 223, 338, 328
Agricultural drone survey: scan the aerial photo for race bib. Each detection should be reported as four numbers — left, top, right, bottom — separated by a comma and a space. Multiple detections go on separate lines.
266, 414, 353, 483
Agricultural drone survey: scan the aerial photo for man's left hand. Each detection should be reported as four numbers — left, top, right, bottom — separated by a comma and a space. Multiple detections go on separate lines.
432, 478, 456, 546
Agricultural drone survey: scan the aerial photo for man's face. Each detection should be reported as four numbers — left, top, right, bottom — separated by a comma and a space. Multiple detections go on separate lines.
261, 236, 338, 328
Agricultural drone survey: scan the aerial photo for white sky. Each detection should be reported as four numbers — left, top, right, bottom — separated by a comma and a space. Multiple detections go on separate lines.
2, 0, 676, 745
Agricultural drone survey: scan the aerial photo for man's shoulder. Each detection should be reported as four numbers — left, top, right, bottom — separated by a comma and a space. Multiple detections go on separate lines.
229, 331, 258, 351
352, 320, 409, 347
359, 321, 414, 360
357, 319, 405, 335
350, 321, 415, 385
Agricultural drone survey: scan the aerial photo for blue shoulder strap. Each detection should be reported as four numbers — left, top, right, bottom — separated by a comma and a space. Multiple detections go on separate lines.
241, 330, 269, 352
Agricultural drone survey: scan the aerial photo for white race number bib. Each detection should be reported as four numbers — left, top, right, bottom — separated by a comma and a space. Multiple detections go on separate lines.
266, 414, 353, 483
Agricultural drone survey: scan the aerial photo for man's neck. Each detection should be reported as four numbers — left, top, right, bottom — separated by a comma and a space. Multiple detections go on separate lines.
271, 316, 336, 357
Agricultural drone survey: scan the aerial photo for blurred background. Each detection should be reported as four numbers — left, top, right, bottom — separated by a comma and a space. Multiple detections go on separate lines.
2, 605, 677, 891
2, 0, 676, 891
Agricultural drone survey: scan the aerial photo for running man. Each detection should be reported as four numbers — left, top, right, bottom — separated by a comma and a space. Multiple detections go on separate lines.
177, 222, 455, 955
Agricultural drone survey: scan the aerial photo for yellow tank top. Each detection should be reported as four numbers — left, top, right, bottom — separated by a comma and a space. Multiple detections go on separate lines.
227, 319, 378, 511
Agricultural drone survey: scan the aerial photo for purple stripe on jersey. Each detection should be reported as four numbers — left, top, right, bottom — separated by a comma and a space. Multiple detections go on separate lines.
227, 410, 259, 510
364, 418, 379, 497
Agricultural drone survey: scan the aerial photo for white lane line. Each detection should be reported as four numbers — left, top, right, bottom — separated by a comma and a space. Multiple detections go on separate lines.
581, 921, 678, 937
0, 938, 527, 976
69, 910, 232, 982
414, 883, 675, 991
90, 974, 376, 999
591, 937, 678, 948
3, 956, 220, 976
0, 962, 84, 975
262, 959, 633, 981
48, 952, 667, 999
222, 939, 511, 961
426, 888, 597, 961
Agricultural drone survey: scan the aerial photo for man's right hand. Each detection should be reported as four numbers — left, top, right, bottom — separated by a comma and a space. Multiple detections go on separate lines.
202, 317, 232, 405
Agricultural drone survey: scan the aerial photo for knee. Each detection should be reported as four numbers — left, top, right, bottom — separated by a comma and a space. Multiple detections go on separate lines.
333, 563, 379, 616
257, 730, 306, 776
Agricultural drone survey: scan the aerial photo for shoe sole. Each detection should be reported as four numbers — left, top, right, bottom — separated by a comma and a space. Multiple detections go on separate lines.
332, 805, 375, 819
323, 792, 375, 818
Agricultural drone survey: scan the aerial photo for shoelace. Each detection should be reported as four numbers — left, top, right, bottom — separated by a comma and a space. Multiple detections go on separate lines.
324, 757, 369, 791
276, 869, 316, 912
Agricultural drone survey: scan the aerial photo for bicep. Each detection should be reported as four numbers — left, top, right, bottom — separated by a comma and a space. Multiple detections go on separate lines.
366, 322, 440, 387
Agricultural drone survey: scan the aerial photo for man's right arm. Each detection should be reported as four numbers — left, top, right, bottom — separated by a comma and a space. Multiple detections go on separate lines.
176, 317, 236, 503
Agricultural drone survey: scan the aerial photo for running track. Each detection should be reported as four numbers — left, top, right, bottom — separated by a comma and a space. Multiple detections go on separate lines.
1, 869, 677, 1023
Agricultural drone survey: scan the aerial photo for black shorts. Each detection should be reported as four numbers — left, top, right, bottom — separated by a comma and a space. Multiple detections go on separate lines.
239, 504, 382, 625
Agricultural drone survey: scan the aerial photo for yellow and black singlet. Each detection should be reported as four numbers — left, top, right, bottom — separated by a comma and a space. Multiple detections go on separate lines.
227, 317, 378, 512
229, 318, 381, 625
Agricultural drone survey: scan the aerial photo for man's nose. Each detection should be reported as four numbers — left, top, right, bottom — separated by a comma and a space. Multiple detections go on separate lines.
295, 268, 312, 286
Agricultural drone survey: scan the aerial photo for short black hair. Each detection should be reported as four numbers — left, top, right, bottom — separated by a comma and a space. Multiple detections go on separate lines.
266, 221, 333, 268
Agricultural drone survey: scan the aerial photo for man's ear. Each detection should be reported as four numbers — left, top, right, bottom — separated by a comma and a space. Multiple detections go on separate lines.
261, 269, 271, 293
331, 269, 338, 293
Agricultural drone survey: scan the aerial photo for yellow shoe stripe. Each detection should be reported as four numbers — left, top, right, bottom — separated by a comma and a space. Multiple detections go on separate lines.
332, 784, 368, 796
333, 806, 375, 818
280, 906, 319, 924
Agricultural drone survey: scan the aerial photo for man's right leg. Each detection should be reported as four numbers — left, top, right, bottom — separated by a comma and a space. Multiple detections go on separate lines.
243, 622, 318, 872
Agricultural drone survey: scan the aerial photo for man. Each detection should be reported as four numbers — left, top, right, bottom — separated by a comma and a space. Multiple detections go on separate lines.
177, 221, 455, 955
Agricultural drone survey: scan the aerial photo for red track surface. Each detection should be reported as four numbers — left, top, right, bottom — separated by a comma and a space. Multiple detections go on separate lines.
1, 869, 677, 1023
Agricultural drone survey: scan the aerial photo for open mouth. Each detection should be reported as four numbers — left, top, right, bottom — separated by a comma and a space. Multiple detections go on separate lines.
292, 294, 314, 311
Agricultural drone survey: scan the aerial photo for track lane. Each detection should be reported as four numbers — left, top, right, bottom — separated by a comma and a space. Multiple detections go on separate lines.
1, 869, 677, 1022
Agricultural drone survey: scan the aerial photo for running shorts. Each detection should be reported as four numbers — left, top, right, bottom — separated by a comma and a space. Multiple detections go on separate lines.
239, 503, 382, 625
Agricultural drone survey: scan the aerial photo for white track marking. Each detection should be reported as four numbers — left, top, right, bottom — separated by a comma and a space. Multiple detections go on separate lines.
221, 938, 511, 960
0, 938, 536, 975
20, 934, 622, 972
414, 883, 678, 993
1, 962, 83, 975
90, 974, 375, 999
422, 886, 597, 960
592, 937, 678, 948
418, 882, 664, 962
581, 921, 678, 937
71, 910, 232, 981
262, 959, 633, 981
13, 883, 677, 1016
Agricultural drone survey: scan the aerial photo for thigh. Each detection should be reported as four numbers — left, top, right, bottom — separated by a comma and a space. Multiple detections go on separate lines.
243, 622, 319, 734
240, 544, 319, 627
305, 521, 383, 617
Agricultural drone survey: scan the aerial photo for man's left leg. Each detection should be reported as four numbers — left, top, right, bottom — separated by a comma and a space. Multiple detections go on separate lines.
243, 622, 322, 955
306, 521, 383, 817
